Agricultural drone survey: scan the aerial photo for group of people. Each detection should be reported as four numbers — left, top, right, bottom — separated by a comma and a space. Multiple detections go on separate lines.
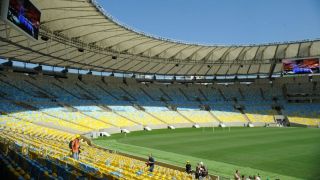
68, 138, 262, 180
146, 156, 208, 179
234, 170, 261, 180
185, 161, 208, 179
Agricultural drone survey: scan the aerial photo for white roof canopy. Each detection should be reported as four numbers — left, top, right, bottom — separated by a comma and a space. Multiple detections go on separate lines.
0, 0, 319, 76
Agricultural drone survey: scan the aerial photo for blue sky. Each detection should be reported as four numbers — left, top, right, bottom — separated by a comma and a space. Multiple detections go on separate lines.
97, 0, 320, 45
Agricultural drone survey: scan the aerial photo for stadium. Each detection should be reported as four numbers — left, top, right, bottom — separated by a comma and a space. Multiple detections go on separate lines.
0, 0, 320, 179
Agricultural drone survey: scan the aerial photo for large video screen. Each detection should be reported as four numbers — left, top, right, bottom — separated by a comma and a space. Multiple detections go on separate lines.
6, 0, 41, 40
282, 58, 319, 75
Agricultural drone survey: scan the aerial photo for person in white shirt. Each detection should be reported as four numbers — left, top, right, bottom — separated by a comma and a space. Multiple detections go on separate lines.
234, 170, 240, 180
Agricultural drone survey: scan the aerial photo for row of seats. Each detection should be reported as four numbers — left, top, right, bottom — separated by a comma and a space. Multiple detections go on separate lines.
283, 103, 320, 126
0, 71, 286, 105
178, 111, 215, 123
0, 120, 193, 180
0, 71, 319, 130
244, 103, 276, 123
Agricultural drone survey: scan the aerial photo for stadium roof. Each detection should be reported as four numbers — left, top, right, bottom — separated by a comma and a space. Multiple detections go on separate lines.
0, 0, 320, 76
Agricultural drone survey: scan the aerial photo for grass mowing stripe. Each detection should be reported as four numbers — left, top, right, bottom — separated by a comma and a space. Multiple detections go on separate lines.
93, 127, 320, 179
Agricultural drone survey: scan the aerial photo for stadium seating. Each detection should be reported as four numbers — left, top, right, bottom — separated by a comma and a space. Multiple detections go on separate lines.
43, 108, 111, 130
244, 105, 276, 123
0, 121, 193, 179
178, 110, 217, 123
1, 71, 320, 179
210, 105, 248, 123
78, 106, 137, 127
143, 106, 190, 124
0, 70, 320, 179
1, 71, 320, 128
283, 103, 320, 126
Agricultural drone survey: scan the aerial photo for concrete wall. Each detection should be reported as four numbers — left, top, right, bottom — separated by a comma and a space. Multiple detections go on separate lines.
171, 123, 193, 128
197, 122, 220, 127
124, 125, 144, 132
88, 121, 272, 138
99, 127, 121, 134
252, 122, 268, 127
224, 122, 248, 127
147, 124, 168, 130
92, 121, 280, 137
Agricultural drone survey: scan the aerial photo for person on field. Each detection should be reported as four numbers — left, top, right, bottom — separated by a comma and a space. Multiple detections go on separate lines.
185, 161, 192, 174
71, 135, 80, 160
146, 154, 155, 172
199, 162, 208, 178
234, 170, 240, 180
195, 162, 208, 179
241, 175, 245, 180
195, 163, 201, 179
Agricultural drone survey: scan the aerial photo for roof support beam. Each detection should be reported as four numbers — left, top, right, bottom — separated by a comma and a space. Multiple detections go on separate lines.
268, 59, 278, 79
184, 46, 208, 61
92, 32, 135, 45
138, 41, 169, 56
55, 22, 112, 33
41, 15, 102, 24
149, 44, 182, 58
71, 27, 122, 38
169, 45, 192, 59
200, 47, 221, 62
119, 39, 156, 53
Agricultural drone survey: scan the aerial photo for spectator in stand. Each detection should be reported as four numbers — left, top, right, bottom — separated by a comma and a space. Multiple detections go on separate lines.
241, 175, 245, 180
255, 174, 261, 180
200, 162, 208, 178
195, 162, 208, 179
234, 170, 240, 180
146, 154, 155, 172
195, 163, 201, 179
185, 161, 192, 174
71, 135, 80, 160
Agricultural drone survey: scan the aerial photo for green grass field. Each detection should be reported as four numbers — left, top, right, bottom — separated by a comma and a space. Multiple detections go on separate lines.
93, 127, 320, 180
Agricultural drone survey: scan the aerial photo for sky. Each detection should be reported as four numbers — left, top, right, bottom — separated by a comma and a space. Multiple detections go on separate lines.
97, 0, 320, 45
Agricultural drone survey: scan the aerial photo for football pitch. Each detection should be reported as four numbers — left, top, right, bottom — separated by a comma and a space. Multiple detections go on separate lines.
93, 127, 320, 179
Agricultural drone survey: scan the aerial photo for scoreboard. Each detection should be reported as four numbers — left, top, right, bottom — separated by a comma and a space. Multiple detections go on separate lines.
1, 0, 41, 40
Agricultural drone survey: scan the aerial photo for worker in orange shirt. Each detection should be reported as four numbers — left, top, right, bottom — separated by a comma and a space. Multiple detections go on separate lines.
71, 135, 81, 160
